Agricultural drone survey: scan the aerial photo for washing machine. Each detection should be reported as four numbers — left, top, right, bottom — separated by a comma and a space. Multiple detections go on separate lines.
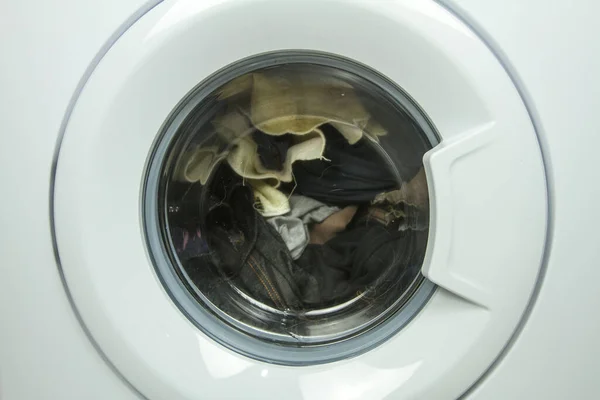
1, 0, 599, 399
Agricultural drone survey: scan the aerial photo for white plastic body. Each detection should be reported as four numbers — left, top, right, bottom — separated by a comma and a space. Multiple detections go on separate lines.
0, 0, 598, 399
52, 0, 546, 399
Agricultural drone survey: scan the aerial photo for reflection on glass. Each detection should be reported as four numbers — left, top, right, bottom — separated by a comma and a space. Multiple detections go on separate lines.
158, 62, 432, 347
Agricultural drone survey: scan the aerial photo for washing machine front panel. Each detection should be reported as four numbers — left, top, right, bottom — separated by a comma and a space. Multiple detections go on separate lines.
53, 0, 547, 398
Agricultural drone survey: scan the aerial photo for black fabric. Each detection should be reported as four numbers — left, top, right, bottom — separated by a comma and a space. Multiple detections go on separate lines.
294, 211, 424, 307
292, 124, 399, 205
252, 130, 294, 171
200, 164, 311, 310
178, 165, 424, 312
362, 106, 429, 182
170, 226, 208, 262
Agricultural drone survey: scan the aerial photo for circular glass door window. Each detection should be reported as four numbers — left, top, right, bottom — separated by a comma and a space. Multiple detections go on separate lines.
144, 52, 439, 364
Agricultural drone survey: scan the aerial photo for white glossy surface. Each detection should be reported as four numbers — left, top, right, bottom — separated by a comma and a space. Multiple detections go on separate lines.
4, 0, 597, 398
424, 120, 540, 309
0, 0, 150, 399
439, 0, 600, 398
52, 0, 545, 399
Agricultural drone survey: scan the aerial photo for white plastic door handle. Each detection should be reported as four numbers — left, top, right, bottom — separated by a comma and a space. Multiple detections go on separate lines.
422, 121, 499, 309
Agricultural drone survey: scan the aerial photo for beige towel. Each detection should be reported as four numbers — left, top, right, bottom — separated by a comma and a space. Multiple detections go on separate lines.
226, 126, 326, 186
173, 145, 225, 184
175, 109, 326, 216
248, 179, 292, 217
219, 71, 387, 143
177, 69, 387, 216
173, 109, 253, 184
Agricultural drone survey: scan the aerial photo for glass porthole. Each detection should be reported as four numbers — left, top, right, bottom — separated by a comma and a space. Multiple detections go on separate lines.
143, 52, 438, 365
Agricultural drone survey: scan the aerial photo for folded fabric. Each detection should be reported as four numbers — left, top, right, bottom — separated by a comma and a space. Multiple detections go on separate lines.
267, 195, 340, 259
173, 145, 225, 185
356, 201, 427, 232
174, 109, 326, 217
293, 124, 400, 205
248, 178, 291, 217
226, 125, 326, 186
173, 109, 253, 184
217, 69, 387, 144
359, 205, 405, 227
175, 68, 393, 216
372, 167, 428, 208
252, 129, 295, 171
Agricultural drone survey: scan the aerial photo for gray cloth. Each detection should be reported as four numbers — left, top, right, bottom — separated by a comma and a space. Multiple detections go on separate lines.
267, 195, 339, 259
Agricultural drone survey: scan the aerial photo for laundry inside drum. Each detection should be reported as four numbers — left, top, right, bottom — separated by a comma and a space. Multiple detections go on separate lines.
152, 59, 436, 349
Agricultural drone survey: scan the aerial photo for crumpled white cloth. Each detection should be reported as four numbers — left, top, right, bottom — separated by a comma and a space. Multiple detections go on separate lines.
267, 195, 340, 259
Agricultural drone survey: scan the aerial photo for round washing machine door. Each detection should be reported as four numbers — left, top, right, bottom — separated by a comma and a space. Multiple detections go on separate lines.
52, 0, 547, 399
